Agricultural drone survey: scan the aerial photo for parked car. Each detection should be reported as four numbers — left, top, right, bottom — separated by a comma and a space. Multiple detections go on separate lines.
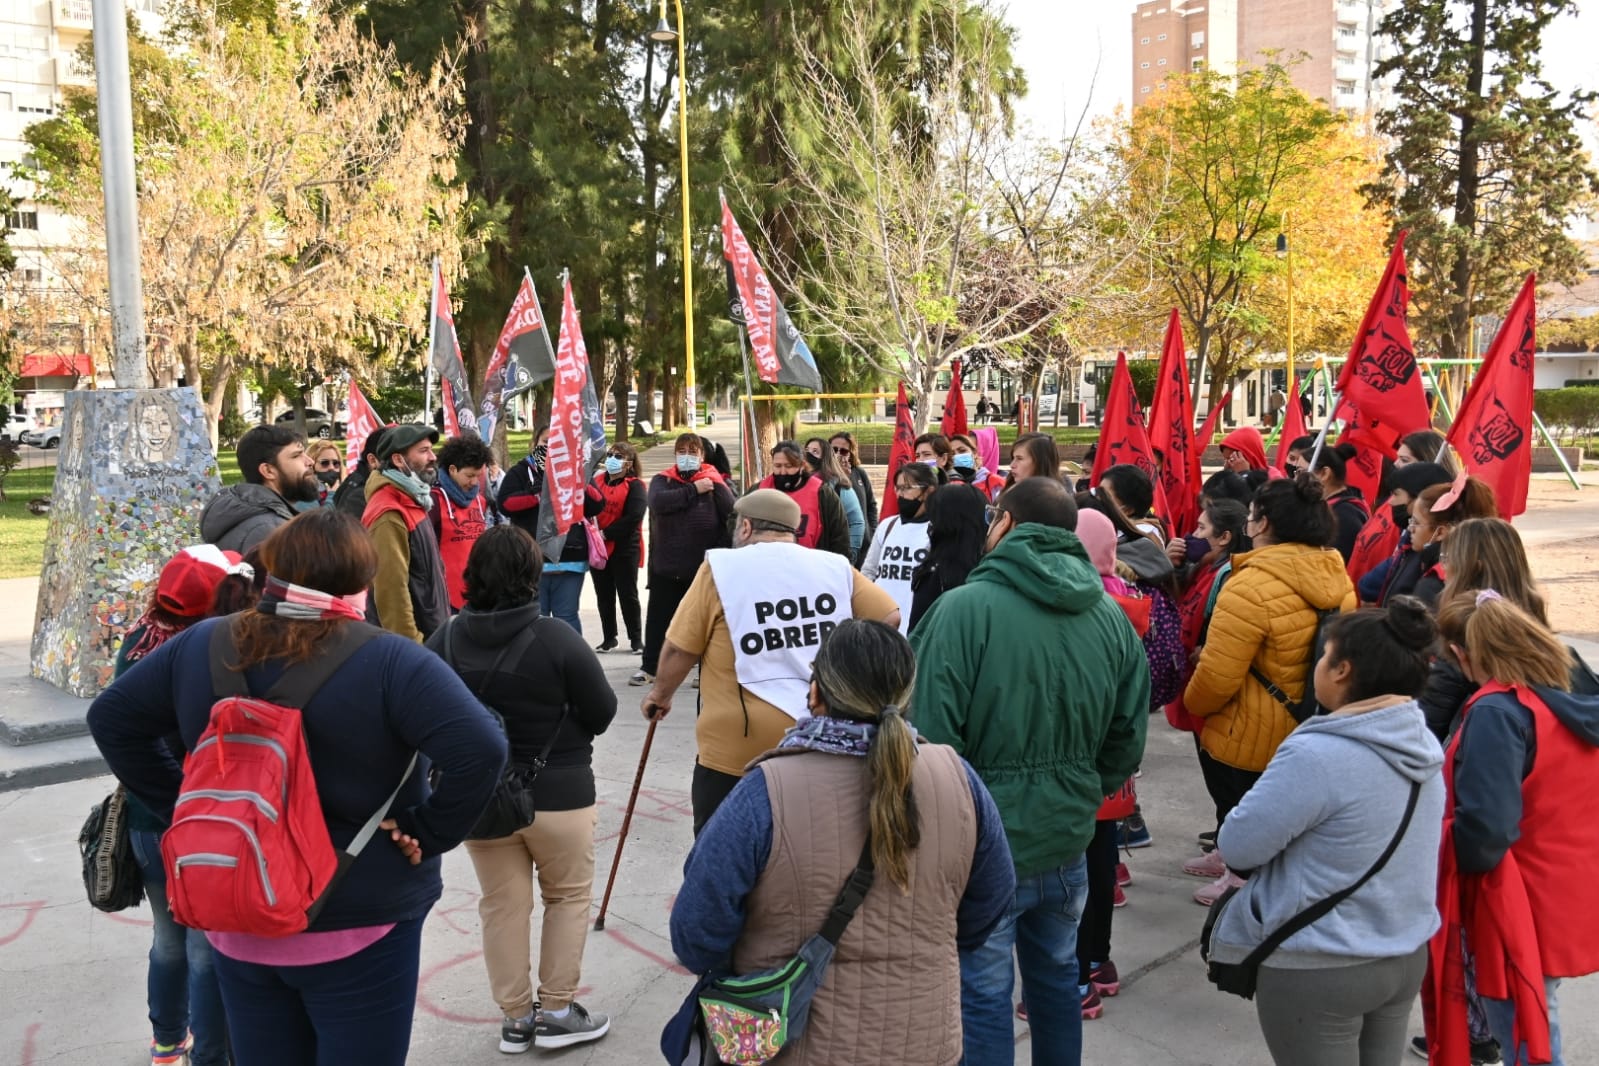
22, 424, 61, 448
4, 412, 35, 444
272, 408, 346, 439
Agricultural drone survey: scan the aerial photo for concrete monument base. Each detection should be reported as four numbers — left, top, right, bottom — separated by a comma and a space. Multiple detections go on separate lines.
30, 388, 221, 697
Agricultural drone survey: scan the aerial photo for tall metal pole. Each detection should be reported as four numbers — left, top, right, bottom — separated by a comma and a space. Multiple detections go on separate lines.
672, 0, 696, 432
92, 0, 147, 388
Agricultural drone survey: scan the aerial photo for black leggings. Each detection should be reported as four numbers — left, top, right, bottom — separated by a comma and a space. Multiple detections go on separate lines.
1076, 819, 1120, 977
591, 539, 642, 645
691, 762, 742, 836
641, 574, 695, 675
1197, 739, 1263, 837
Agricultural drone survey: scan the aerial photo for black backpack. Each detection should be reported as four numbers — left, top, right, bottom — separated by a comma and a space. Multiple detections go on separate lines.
1249, 607, 1340, 724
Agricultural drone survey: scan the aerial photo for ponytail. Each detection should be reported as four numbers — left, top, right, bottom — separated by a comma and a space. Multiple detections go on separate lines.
866, 706, 922, 891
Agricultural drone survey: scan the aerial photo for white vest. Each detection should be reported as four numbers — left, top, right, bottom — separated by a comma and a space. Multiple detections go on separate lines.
870, 517, 930, 634
705, 541, 856, 718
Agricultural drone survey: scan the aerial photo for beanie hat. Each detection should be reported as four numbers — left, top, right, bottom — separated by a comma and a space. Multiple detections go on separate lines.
733, 488, 802, 533
156, 545, 253, 617
1076, 509, 1119, 579
1391, 461, 1452, 500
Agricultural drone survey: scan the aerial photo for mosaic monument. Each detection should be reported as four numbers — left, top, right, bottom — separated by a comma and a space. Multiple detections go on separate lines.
31, 388, 221, 696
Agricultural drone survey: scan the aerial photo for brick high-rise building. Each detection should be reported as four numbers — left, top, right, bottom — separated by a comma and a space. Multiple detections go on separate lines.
1132, 0, 1392, 113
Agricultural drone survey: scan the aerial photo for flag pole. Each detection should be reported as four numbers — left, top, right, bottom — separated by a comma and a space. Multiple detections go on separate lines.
1306, 392, 1342, 470
425, 257, 439, 424
737, 325, 762, 488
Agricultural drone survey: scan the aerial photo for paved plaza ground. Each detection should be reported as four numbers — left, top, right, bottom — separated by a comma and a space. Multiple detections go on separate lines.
3, 443, 1598, 1063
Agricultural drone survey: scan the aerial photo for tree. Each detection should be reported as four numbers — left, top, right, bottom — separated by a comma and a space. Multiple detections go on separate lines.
23, 6, 465, 442
1366, 0, 1598, 361
1112, 64, 1342, 405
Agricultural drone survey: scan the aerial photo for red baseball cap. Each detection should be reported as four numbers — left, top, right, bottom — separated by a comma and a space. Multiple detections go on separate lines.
156, 545, 253, 617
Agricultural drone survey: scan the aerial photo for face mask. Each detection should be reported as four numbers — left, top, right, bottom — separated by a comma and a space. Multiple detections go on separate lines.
897, 494, 922, 515
1391, 503, 1410, 529
772, 471, 807, 493
1184, 534, 1211, 564
805, 452, 822, 470
605, 456, 625, 477
316, 468, 340, 486
921, 458, 939, 467
953, 452, 975, 470
676, 454, 701, 473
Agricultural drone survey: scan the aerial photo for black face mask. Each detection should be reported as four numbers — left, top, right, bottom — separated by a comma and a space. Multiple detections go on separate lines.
804, 452, 822, 470
315, 469, 340, 486
1391, 503, 1410, 529
772, 472, 807, 493
897, 494, 922, 515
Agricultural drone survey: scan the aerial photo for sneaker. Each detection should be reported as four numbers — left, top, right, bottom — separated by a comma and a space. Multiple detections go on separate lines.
1081, 984, 1104, 1020
1117, 813, 1152, 849
1090, 961, 1121, 997
534, 1002, 610, 1050
595, 639, 618, 653
628, 642, 644, 654
1112, 884, 1127, 908
1115, 862, 1132, 887
1015, 1001, 1028, 1022
1183, 850, 1228, 879
1408, 1036, 1503, 1065
628, 670, 653, 687
1197, 828, 1217, 847
1194, 871, 1245, 907
690, 671, 700, 689
151, 1037, 192, 1066
500, 1012, 535, 1054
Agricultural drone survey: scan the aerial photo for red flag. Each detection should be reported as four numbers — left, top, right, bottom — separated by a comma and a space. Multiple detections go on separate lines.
342, 381, 384, 475
1335, 404, 1394, 507
545, 277, 594, 537
1334, 233, 1429, 450
720, 196, 823, 391
1273, 361, 1308, 473
1196, 388, 1234, 455
879, 382, 918, 519
1148, 312, 1200, 536
1447, 273, 1536, 519
1091, 352, 1169, 520
429, 262, 476, 439
940, 359, 969, 438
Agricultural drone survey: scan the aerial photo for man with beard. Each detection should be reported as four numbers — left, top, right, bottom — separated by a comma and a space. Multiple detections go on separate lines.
363, 423, 449, 642
201, 424, 319, 553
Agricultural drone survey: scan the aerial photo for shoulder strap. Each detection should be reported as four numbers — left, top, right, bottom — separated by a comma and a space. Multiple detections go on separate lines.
444, 618, 539, 702
208, 617, 382, 707
1249, 607, 1340, 719
819, 837, 877, 946
1240, 779, 1422, 969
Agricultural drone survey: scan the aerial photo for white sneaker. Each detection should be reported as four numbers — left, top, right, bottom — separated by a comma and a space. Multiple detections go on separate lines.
628, 670, 653, 687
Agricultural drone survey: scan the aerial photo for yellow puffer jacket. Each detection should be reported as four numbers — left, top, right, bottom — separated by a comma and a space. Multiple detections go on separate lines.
1183, 542, 1356, 772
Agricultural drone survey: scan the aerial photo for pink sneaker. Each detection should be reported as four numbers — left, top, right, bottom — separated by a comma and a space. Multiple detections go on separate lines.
1090, 960, 1121, 996
1112, 884, 1128, 908
1194, 871, 1245, 907
1115, 862, 1132, 887
1183, 849, 1228, 879
1081, 985, 1104, 1020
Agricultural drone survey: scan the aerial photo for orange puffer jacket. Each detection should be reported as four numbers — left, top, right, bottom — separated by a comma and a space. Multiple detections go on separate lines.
1182, 542, 1356, 772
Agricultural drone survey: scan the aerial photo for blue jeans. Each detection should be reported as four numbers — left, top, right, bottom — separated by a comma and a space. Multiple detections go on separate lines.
540, 570, 585, 634
959, 855, 1089, 1066
210, 917, 424, 1066
1484, 977, 1563, 1066
130, 829, 229, 1065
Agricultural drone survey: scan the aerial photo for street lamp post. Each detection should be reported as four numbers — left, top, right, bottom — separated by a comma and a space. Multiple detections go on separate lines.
649, 1, 696, 432
1276, 216, 1295, 403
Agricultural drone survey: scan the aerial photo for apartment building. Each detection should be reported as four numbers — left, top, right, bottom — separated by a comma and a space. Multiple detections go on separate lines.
1132, 0, 1393, 113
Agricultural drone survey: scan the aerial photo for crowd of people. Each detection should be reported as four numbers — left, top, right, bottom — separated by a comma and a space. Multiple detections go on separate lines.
83, 412, 1599, 1066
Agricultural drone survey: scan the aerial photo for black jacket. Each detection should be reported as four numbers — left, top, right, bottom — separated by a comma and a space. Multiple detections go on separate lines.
848, 464, 879, 540
426, 602, 617, 811
1380, 541, 1440, 606
497, 458, 602, 563
333, 465, 372, 520
648, 470, 735, 581
1326, 487, 1370, 564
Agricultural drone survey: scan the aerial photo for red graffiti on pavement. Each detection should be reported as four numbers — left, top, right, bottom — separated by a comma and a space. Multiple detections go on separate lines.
604, 927, 690, 976
103, 910, 153, 928
415, 949, 503, 1025
0, 900, 45, 948
20, 1021, 40, 1065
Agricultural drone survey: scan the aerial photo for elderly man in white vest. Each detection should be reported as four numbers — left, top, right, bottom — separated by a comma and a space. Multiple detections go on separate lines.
642, 488, 900, 832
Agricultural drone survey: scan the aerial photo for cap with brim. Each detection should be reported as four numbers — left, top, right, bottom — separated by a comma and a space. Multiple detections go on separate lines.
361, 424, 398, 459
379, 423, 439, 459
734, 488, 802, 532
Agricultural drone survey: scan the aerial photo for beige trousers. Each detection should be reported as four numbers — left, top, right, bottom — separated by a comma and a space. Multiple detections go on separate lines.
464, 805, 597, 1018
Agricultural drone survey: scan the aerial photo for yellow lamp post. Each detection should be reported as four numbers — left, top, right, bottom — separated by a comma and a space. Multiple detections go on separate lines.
649, 1, 696, 431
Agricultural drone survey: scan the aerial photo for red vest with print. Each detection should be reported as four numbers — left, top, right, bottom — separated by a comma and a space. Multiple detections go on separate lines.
758, 474, 826, 549
1096, 590, 1149, 820
434, 488, 488, 610
1451, 682, 1599, 978
592, 472, 643, 564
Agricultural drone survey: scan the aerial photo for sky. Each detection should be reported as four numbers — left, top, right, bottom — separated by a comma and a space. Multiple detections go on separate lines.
999, 0, 1599, 138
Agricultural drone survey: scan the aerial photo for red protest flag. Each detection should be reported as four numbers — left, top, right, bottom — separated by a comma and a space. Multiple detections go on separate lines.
1273, 360, 1308, 474
1447, 273, 1536, 519
940, 359, 969, 438
1148, 310, 1201, 536
879, 381, 918, 519
539, 275, 605, 546
1092, 352, 1169, 520
429, 261, 477, 439
1335, 403, 1394, 507
1196, 388, 1234, 455
1334, 232, 1429, 450
342, 381, 385, 475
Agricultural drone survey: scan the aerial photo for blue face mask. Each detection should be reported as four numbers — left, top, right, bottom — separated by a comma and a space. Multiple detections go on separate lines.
953, 452, 975, 470
676, 454, 702, 474
605, 456, 625, 477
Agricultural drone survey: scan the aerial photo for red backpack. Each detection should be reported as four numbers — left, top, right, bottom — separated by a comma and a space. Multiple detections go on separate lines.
161, 620, 412, 936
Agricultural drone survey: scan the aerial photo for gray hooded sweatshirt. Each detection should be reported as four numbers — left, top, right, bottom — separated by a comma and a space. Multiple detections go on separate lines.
1209, 697, 1445, 968
199, 483, 296, 555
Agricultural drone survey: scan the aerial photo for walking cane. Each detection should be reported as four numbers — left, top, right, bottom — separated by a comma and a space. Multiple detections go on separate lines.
594, 717, 658, 931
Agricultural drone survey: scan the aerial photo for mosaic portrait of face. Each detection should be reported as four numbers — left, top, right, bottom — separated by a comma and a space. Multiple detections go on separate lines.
131, 393, 179, 464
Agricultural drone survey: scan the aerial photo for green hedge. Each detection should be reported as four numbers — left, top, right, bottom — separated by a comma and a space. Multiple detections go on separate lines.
1534, 388, 1599, 445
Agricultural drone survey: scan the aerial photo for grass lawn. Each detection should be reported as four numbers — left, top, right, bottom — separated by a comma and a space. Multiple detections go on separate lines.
805, 422, 1103, 447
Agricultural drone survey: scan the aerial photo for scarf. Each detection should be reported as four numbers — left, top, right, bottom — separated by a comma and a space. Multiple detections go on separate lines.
257, 575, 368, 622
527, 448, 547, 475
438, 474, 479, 508
380, 467, 434, 511
123, 612, 184, 666
777, 713, 918, 757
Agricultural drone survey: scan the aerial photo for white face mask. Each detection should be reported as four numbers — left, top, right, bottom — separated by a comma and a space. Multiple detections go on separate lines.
676, 454, 702, 473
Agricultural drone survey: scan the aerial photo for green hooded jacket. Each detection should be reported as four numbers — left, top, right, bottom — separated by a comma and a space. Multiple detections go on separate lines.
911, 522, 1149, 876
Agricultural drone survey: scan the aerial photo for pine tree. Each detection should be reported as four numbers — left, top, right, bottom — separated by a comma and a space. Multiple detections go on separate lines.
1365, 0, 1598, 361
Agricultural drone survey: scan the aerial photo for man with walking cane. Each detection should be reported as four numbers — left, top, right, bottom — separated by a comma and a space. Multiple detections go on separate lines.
638, 490, 900, 833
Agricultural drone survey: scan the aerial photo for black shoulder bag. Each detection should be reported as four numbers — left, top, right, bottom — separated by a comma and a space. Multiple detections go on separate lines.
1201, 779, 1422, 999
1250, 607, 1341, 723
441, 620, 569, 840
